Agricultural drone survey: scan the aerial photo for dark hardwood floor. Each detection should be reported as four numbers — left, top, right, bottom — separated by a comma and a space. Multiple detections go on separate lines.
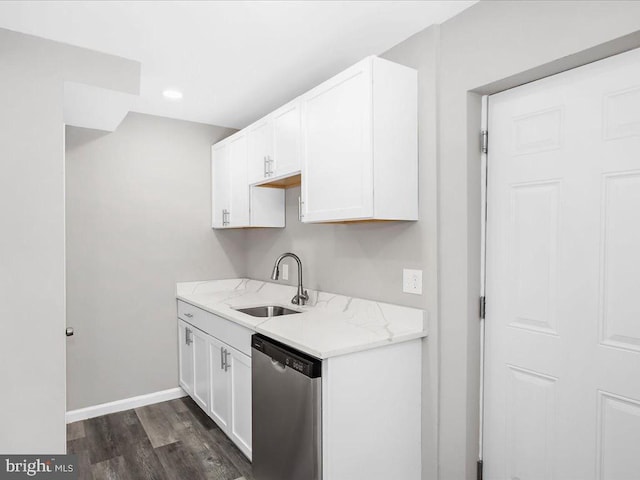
67, 396, 254, 480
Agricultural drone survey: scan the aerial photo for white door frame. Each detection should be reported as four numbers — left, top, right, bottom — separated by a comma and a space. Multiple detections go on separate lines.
478, 94, 489, 470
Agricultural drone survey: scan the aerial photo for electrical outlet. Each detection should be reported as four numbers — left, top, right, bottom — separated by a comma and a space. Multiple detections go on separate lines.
403, 268, 423, 295
282, 264, 289, 281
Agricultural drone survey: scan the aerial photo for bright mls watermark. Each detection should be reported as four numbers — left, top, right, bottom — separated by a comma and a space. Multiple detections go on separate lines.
0, 456, 77, 479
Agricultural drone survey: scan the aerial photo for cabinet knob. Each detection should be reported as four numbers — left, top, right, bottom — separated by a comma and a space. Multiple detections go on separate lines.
184, 312, 193, 318
66, 327, 74, 337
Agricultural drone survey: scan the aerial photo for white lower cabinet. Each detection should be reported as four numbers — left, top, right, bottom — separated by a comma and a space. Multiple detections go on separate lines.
226, 345, 253, 456
209, 336, 230, 430
208, 337, 252, 458
178, 320, 194, 396
177, 303, 252, 459
192, 328, 210, 412
321, 339, 422, 480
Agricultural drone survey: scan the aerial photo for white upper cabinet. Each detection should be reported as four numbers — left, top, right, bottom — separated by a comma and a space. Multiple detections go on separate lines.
212, 132, 284, 229
271, 100, 302, 178
247, 117, 272, 185
212, 55, 417, 227
246, 99, 302, 186
301, 56, 417, 223
227, 134, 250, 227
211, 141, 231, 228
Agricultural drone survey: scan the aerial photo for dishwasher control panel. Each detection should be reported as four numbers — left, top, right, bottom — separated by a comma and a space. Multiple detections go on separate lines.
252, 334, 322, 378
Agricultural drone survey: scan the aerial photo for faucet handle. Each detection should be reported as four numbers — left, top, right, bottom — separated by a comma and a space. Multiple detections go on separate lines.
292, 290, 309, 306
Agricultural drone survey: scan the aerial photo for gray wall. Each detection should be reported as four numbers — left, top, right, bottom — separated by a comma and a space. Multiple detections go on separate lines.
243, 2, 640, 479
0, 28, 139, 454
65, 113, 241, 410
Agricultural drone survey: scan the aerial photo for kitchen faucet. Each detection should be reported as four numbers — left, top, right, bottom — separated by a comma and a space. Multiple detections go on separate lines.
270, 252, 309, 306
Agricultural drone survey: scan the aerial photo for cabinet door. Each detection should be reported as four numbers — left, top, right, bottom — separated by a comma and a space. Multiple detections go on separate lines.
272, 100, 301, 177
178, 321, 194, 396
247, 118, 272, 184
228, 346, 252, 459
301, 58, 374, 222
211, 143, 230, 228
209, 337, 230, 430
191, 328, 210, 411
228, 134, 250, 227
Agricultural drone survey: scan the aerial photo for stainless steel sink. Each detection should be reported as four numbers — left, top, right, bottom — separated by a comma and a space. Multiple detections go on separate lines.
234, 305, 301, 318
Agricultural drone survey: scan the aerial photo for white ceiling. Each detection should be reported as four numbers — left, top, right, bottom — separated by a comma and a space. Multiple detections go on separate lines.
0, 0, 476, 128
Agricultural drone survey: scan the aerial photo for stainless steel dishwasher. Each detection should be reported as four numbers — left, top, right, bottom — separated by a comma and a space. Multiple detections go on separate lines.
251, 333, 322, 480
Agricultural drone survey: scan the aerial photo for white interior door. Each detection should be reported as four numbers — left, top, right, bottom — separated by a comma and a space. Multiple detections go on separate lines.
485, 48, 640, 480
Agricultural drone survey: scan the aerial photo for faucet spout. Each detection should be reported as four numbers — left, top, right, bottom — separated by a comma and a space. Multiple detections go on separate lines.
271, 252, 309, 306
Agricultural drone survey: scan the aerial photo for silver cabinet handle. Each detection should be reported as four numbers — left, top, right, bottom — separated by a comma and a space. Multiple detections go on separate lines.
266, 155, 274, 176
224, 349, 231, 372
185, 328, 193, 346
184, 312, 193, 318
66, 327, 74, 337
220, 347, 225, 370
298, 196, 302, 221
263, 156, 268, 178
222, 209, 230, 226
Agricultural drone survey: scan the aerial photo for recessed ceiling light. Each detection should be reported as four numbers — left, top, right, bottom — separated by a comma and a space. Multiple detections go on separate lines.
163, 89, 183, 100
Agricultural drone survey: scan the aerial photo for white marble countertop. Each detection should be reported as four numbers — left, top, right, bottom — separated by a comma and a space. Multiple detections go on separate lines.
176, 278, 427, 359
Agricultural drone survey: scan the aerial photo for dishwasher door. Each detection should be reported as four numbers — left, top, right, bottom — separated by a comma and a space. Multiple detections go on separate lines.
251, 334, 322, 480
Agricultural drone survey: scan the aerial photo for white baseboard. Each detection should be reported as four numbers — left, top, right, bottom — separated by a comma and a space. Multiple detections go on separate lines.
66, 387, 187, 424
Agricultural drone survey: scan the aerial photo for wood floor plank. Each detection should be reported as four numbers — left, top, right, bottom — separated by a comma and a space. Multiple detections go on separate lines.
135, 401, 186, 448
177, 399, 253, 480
204, 423, 255, 480
67, 438, 93, 480
120, 441, 168, 480
155, 440, 215, 480
167, 397, 188, 413
84, 409, 151, 464
84, 415, 121, 465
91, 456, 130, 480
67, 421, 86, 441
180, 396, 216, 430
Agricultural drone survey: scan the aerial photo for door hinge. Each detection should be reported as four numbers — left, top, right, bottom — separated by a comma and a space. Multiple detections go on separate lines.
479, 296, 486, 320
481, 130, 488, 154
477, 460, 483, 480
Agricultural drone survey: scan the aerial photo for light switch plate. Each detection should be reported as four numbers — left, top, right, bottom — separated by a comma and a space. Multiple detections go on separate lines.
282, 264, 289, 281
403, 268, 423, 295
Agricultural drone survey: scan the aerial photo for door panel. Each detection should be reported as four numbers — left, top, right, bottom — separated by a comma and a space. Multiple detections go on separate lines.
228, 134, 250, 227
272, 100, 301, 177
178, 321, 194, 395
247, 119, 272, 184
211, 143, 230, 228
485, 48, 640, 480
209, 337, 229, 429
229, 346, 252, 458
302, 59, 373, 222
192, 329, 209, 410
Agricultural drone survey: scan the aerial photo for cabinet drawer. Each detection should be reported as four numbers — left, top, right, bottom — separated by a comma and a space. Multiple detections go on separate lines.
177, 300, 252, 356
